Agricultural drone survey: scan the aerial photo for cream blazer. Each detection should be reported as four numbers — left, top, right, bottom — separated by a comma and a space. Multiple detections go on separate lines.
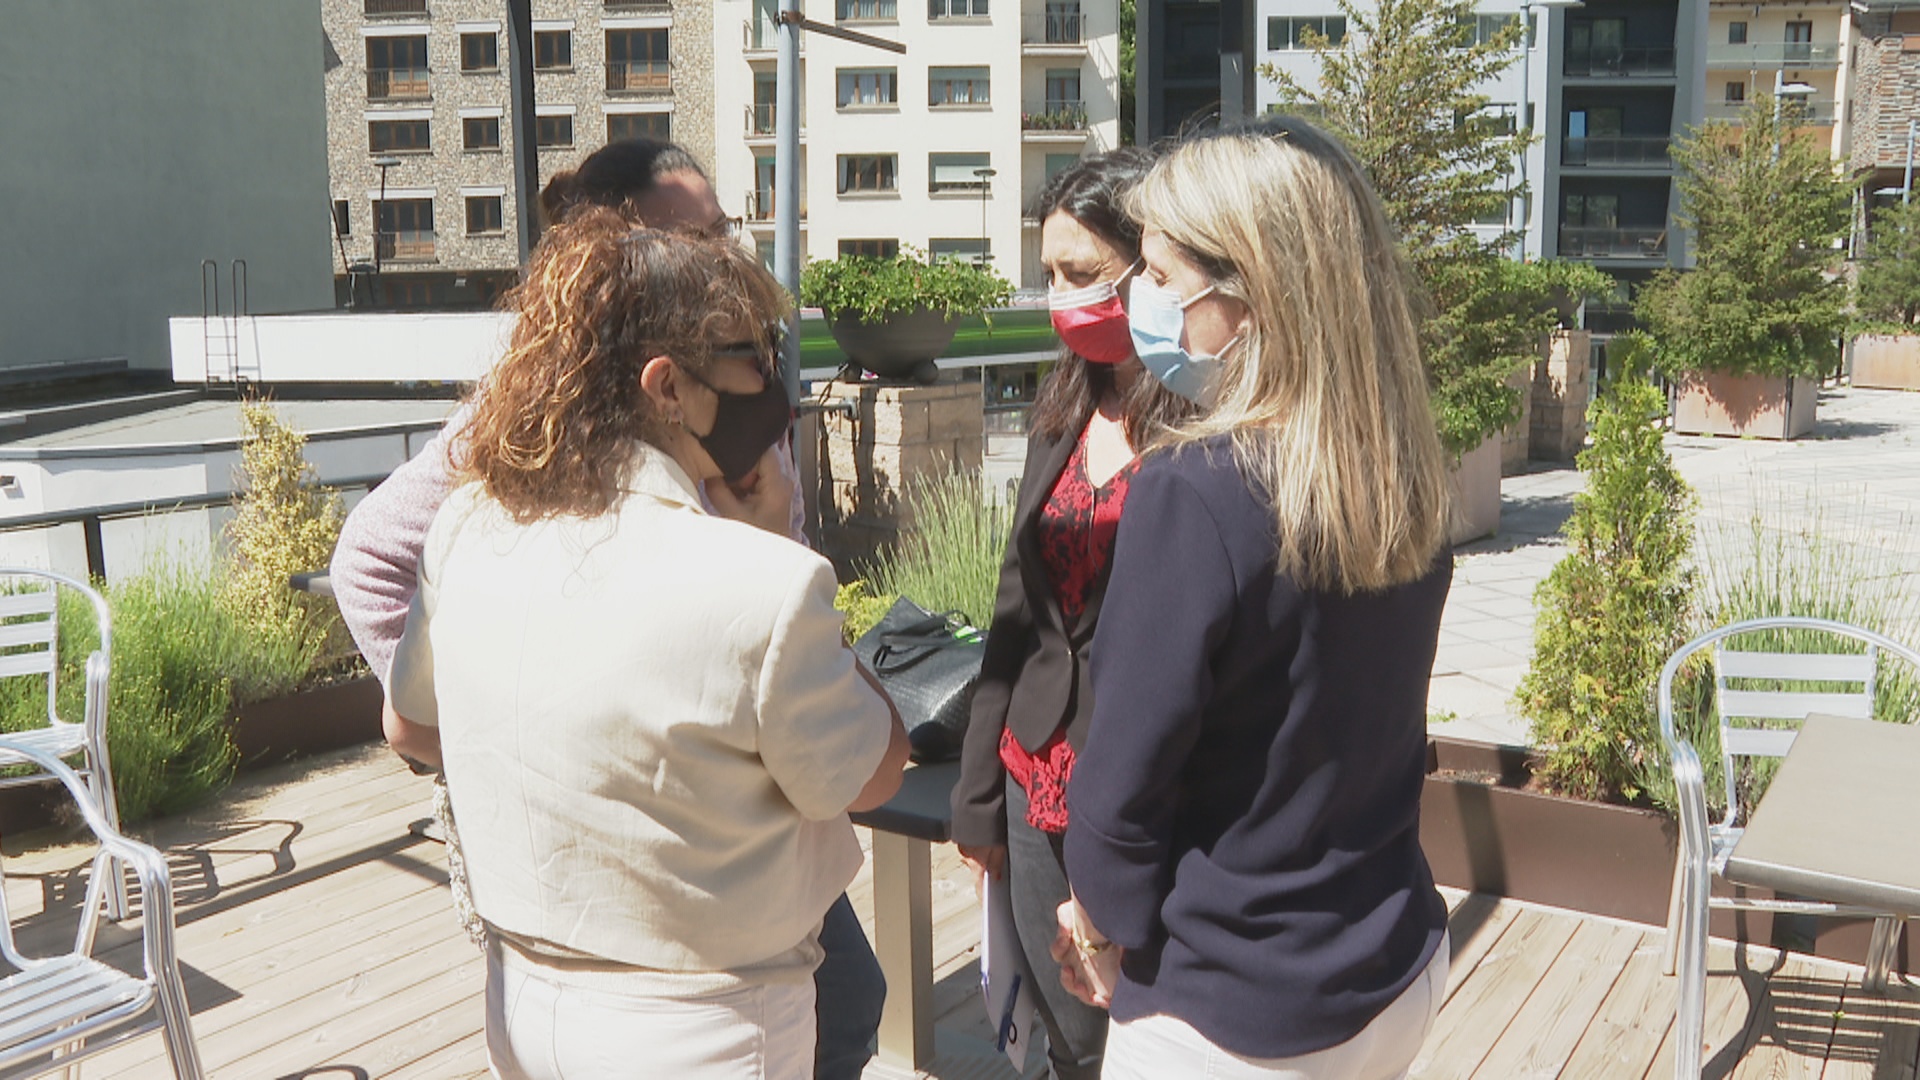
389, 443, 892, 980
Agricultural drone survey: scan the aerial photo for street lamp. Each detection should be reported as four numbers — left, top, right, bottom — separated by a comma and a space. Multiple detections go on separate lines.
371, 154, 401, 276
1515, 0, 1583, 259
973, 166, 998, 265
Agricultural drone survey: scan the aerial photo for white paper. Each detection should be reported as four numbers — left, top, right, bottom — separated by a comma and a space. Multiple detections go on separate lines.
981, 876, 1037, 1072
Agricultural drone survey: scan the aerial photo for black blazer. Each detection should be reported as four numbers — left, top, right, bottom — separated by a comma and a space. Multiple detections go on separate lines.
950, 420, 1114, 847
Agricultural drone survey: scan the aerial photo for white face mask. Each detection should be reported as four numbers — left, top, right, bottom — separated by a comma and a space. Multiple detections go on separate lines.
1125, 278, 1238, 406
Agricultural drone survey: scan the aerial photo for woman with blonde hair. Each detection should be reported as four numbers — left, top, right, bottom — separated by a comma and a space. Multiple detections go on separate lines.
1052, 117, 1454, 1079
388, 212, 908, 1079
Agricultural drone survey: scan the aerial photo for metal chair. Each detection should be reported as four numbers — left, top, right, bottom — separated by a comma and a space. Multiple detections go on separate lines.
0, 568, 126, 919
1657, 616, 1920, 1080
0, 741, 203, 1079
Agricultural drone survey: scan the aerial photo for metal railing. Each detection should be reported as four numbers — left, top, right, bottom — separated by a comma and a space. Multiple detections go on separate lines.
1704, 99, 1838, 126
744, 17, 784, 49
363, 0, 428, 15
1561, 136, 1671, 167
1707, 41, 1841, 66
745, 190, 806, 222
606, 61, 671, 93
1558, 225, 1667, 258
375, 229, 436, 261
1020, 11, 1085, 44
1563, 46, 1677, 77
746, 103, 779, 135
366, 67, 430, 100
1022, 100, 1088, 131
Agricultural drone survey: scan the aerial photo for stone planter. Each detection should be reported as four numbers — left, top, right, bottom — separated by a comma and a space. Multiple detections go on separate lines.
1850, 333, 1920, 391
1671, 371, 1817, 440
1421, 737, 1909, 973
1446, 438, 1501, 547
827, 307, 961, 383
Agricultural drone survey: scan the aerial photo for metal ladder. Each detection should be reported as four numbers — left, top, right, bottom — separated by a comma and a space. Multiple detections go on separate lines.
199, 259, 251, 386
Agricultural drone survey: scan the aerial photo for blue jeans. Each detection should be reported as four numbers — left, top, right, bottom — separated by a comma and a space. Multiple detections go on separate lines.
815, 893, 885, 1080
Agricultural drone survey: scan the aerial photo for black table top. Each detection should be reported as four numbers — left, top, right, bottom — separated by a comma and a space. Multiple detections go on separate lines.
850, 761, 958, 843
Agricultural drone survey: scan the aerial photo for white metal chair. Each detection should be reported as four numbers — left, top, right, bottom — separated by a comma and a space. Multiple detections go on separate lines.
1657, 616, 1920, 1080
0, 569, 125, 919
0, 740, 203, 1079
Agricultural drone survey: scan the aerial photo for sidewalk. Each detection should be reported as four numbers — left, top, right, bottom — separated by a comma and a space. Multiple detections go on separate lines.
1430, 383, 1920, 746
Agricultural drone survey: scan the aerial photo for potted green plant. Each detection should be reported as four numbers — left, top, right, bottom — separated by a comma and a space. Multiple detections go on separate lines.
1636, 93, 1852, 438
800, 248, 1012, 382
1850, 197, 1920, 391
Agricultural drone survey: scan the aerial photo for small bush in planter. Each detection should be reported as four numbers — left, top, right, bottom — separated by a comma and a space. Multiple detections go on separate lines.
800, 247, 1012, 327
226, 400, 352, 668
1856, 197, 1920, 332
831, 470, 1012, 642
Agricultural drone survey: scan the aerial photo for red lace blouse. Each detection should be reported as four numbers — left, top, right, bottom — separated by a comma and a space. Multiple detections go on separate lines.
998, 428, 1138, 834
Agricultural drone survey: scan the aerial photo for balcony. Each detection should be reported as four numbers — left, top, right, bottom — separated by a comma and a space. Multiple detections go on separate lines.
745, 104, 805, 141
606, 61, 671, 95
374, 229, 436, 262
365, 67, 430, 101
1558, 225, 1667, 259
1560, 136, 1670, 168
1707, 41, 1841, 68
363, 0, 427, 15
1021, 10, 1085, 50
1563, 46, 1676, 78
1704, 99, 1838, 126
1022, 99, 1089, 140
743, 17, 792, 52
745, 189, 807, 223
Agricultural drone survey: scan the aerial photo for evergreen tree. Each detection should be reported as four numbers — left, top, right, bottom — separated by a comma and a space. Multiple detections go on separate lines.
1857, 198, 1920, 328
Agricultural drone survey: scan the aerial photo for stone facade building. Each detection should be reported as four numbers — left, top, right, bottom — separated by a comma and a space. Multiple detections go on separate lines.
322, 0, 714, 309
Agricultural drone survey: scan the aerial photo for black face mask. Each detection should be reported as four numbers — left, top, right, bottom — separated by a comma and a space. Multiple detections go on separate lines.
685, 372, 793, 482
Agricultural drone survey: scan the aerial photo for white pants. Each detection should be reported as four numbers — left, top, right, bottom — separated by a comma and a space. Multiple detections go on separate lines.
485, 938, 816, 1080
1101, 936, 1449, 1080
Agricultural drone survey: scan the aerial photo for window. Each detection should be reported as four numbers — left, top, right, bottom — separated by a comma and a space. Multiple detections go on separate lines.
1462, 12, 1522, 48
1562, 193, 1617, 228
366, 36, 428, 99
836, 0, 896, 19
1725, 81, 1745, 103
930, 238, 989, 264
751, 73, 779, 133
461, 32, 498, 71
536, 114, 574, 147
929, 152, 991, 193
1456, 102, 1532, 134
839, 239, 899, 259
465, 195, 504, 235
1267, 15, 1346, 51
534, 30, 572, 70
1785, 20, 1813, 62
1727, 21, 1747, 44
929, 0, 988, 18
332, 200, 350, 237
838, 68, 897, 108
837, 154, 897, 194
609, 112, 671, 141
929, 66, 989, 106
1044, 153, 1080, 183
1044, 68, 1081, 106
463, 116, 501, 150
375, 198, 435, 260
369, 118, 431, 152
607, 29, 669, 90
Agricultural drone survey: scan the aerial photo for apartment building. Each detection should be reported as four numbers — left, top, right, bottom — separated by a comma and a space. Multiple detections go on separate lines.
1704, 0, 1851, 162
322, 0, 715, 309
708, 0, 1122, 288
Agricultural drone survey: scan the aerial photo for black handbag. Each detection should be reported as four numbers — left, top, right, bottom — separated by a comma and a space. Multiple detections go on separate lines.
852, 597, 985, 764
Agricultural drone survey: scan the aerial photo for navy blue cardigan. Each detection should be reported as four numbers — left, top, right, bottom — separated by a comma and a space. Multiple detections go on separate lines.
1063, 438, 1451, 1060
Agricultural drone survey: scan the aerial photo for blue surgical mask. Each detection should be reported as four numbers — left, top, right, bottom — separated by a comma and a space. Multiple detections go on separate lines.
1125, 277, 1238, 406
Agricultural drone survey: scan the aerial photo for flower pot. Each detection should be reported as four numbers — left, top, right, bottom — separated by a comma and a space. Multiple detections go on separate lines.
1849, 333, 1920, 391
1446, 437, 1501, 547
827, 307, 960, 383
1670, 371, 1817, 439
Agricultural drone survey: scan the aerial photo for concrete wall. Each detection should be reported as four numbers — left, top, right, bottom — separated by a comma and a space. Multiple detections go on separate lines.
170, 311, 513, 383
0, 0, 334, 377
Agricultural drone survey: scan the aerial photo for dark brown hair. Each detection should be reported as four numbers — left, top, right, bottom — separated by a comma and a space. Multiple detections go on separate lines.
456, 209, 789, 521
538, 138, 708, 226
1026, 147, 1195, 445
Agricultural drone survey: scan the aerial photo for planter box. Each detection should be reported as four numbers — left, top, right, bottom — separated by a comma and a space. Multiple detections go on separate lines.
1850, 333, 1920, 391
1421, 736, 1909, 972
1671, 371, 1817, 439
1447, 438, 1501, 547
827, 307, 960, 383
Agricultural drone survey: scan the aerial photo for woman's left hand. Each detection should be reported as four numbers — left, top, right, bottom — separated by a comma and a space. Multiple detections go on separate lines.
1051, 899, 1120, 1009
704, 444, 796, 536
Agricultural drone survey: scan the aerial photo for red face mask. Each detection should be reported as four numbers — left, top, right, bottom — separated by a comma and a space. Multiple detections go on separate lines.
1047, 262, 1140, 365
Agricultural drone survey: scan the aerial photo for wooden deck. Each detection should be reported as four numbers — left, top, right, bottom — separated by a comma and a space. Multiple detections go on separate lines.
3, 742, 1916, 1080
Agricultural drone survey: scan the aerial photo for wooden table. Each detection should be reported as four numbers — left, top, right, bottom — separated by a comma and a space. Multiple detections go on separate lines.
850, 761, 959, 1071
1725, 713, 1920, 987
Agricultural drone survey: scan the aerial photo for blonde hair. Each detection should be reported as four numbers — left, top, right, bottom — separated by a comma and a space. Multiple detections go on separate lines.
1128, 123, 1450, 593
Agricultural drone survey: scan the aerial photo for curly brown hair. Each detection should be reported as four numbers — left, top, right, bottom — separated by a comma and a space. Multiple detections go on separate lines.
456, 208, 790, 522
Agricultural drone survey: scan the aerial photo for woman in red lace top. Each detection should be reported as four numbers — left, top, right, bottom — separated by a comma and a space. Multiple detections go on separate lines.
948, 147, 1193, 1080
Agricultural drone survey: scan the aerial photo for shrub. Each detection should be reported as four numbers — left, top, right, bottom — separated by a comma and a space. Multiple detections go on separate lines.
225, 400, 350, 669
1856, 197, 1920, 332
800, 248, 1013, 325
834, 581, 898, 644
862, 470, 1011, 629
1517, 343, 1697, 803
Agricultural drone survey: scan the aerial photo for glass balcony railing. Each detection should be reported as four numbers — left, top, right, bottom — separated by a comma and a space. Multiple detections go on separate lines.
1704, 99, 1838, 126
1561, 136, 1671, 167
1558, 225, 1667, 258
366, 68, 430, 100
1563, 46, 1677, 77
1020, 11, 1084, 44
1707, 41, 1841, 67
